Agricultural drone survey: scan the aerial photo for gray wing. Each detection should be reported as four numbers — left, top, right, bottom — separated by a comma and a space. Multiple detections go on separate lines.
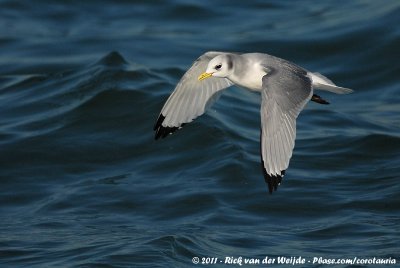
154, 51, 234, 139
260, 65, 313, 193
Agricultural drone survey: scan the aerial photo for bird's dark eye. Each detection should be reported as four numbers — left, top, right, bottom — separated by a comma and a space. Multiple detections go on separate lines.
215, 64, 222, 70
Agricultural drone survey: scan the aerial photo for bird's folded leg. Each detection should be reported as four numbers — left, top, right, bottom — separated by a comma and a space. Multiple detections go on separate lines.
311, 94, 329, 104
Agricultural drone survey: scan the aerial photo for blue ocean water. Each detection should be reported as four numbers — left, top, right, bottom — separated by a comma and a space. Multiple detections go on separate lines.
0, 0, 399, 267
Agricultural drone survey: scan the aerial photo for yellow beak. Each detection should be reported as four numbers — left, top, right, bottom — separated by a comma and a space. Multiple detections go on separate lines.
198, 72, 213, 81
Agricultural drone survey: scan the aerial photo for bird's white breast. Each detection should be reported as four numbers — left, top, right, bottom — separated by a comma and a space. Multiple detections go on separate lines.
229, 63, 266, 92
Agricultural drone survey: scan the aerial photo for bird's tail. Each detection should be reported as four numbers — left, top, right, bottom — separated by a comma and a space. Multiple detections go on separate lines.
309, 72, 353, 94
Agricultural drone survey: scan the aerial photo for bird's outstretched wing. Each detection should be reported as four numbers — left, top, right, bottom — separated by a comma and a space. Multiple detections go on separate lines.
154, 51, 234, 139
260, 65, 313, 193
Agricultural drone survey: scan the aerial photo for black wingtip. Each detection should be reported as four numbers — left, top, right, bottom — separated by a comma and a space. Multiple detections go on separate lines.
311, 94, 330, 105
154, 125, 179, 140
153, 114, 185, 140
261, 166, 284, 194
260, 129, 285, 194
153, 114, 165, 131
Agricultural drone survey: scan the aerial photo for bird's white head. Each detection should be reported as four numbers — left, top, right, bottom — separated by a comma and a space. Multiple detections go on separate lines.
198, 54, 234, 81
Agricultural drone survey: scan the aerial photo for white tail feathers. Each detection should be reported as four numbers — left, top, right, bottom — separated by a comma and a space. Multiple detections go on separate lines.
308, 72, 354, 94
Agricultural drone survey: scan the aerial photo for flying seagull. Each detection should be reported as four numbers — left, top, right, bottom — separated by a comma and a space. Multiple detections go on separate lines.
153, 51, 353, 194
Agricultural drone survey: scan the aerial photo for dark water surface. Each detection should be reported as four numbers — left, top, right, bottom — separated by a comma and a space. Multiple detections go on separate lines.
1, 0, 399, 267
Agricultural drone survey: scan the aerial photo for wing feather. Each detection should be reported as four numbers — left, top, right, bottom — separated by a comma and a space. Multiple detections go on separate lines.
154, 51, 234, 139
260, 66, 313, 193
